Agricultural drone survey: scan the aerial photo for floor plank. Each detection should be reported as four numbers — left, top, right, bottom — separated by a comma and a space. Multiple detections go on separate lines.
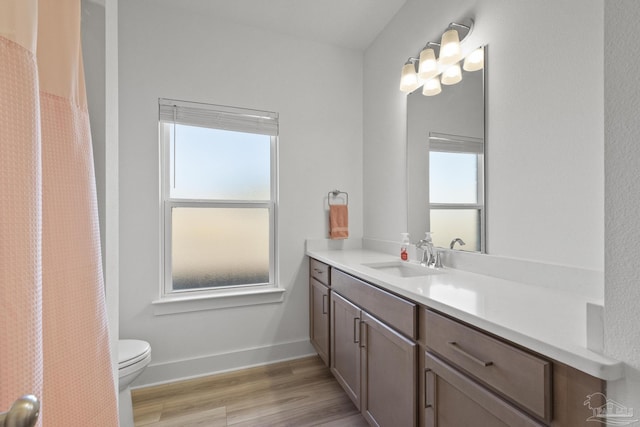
132, 356, 367, 426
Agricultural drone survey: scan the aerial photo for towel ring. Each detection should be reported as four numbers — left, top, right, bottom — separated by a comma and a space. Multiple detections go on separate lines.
328, 189, 348, 206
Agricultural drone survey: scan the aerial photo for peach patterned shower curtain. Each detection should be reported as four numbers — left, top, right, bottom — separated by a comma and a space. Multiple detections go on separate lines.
0, 0, 118, 425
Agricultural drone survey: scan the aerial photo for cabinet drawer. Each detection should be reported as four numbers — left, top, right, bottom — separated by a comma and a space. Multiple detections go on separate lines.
424, 309, 551, 422
332, 269, 416, 339
423, 351, 544, 427
310, 258, 330, 286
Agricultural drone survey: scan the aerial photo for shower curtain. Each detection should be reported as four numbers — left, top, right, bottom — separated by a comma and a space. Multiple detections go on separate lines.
0, 0, 118, 425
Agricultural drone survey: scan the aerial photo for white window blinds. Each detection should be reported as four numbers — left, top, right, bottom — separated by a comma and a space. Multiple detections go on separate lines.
428, 132, 483, 154
159, 98, 279, 136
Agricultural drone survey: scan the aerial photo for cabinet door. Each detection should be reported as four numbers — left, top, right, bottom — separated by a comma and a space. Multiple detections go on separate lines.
361, 312, 417, 427
331, 292, 361, 409
309, 278, 330, 365
422, 351, 544, 427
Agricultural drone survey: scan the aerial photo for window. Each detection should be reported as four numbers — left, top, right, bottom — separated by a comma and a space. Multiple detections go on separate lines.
428, 133, 484, 252
159, 99, 278, 298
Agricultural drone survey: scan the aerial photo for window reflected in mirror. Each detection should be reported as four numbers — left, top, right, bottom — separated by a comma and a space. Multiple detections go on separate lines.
429, 134, 483, 252
429, 149, 479, 204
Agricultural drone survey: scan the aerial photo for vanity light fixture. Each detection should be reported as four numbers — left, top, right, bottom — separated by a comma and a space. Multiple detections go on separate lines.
399, 17, 476, 96
463, 46, 484, 72
399, 58, 420, 93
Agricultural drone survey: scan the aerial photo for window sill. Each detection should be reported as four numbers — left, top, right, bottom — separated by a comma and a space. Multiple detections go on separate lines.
152, 287, 286, 316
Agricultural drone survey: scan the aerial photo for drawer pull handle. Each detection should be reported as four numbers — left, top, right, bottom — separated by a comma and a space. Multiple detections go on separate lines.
353, 317, 360, 344
447, 341, 493, 367
313, 268, 324, 274
424, 368, 434, 409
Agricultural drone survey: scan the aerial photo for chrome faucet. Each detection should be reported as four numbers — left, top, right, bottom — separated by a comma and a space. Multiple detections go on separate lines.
416, 238, 435, 267
450, 238, 466, 250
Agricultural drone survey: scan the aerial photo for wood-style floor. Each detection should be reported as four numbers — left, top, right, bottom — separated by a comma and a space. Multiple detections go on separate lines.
131, 356, 368, 427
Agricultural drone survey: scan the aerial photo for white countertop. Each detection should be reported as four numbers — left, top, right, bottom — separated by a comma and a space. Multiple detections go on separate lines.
306, 247, 622, 381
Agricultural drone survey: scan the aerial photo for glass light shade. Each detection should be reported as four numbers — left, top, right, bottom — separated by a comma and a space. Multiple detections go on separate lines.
422, 77, 442, 96
441, 63, 462, 85
439, 29, 462, 65
399, 62, 420, 93
463, 47, 484, 72
418, 48, 438, 81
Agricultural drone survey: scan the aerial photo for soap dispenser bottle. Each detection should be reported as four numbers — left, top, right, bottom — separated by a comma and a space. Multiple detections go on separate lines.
400, 233, 410, 261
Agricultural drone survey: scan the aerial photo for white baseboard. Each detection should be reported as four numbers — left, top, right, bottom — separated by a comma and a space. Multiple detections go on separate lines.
132, 339, 316, 388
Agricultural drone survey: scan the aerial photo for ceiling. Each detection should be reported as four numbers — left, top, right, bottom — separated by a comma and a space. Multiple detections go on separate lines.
189, 0, 408, 50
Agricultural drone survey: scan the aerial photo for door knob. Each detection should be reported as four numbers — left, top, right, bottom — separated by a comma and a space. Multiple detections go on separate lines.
0, 395, 39, 427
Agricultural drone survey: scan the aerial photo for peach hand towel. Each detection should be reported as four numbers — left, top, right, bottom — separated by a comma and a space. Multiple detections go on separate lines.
329, 204, 349, 239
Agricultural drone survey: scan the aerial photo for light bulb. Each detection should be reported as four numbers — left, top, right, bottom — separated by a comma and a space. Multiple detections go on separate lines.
439, 29, 462, 65
441, 63, 462, 85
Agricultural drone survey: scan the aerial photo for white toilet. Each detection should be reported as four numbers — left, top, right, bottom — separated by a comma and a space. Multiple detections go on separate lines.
118, 339, 151, 427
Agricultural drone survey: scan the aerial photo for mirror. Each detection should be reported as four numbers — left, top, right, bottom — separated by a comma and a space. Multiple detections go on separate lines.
407, 46, 486, 252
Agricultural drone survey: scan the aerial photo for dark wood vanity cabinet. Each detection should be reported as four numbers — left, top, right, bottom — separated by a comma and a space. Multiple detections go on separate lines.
309, 259, 330, 366
419, 309, 549, 426
330, 268, 417, 426
418, 308, 605, 427
422, 309, 552, 423
422, 351, 545, 427
360, 311, 417, 427
330, 292, 361, 407
308, 258, 606, 427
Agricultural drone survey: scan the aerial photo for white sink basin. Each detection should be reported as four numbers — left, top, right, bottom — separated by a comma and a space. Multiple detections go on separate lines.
362, 261, 443, 278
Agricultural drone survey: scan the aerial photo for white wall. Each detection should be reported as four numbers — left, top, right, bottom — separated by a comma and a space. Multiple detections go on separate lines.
105, 0, 120, 392
364, 0, 604, 271
119, 0, 363, 385
81, 0, 105, 266
604, 0, 640, 409
82, 0, 120, 397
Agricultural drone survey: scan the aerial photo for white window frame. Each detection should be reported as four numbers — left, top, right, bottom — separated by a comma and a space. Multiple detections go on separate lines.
154, 99, 283, 314
428, 132, 485, 252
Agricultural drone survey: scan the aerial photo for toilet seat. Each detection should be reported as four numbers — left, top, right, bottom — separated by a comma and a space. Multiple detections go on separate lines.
118, 339, 152, 427
119, 339, 151, 371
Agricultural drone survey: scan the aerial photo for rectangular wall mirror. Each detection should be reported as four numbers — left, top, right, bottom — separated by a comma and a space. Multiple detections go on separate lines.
407, 46, 486, 252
